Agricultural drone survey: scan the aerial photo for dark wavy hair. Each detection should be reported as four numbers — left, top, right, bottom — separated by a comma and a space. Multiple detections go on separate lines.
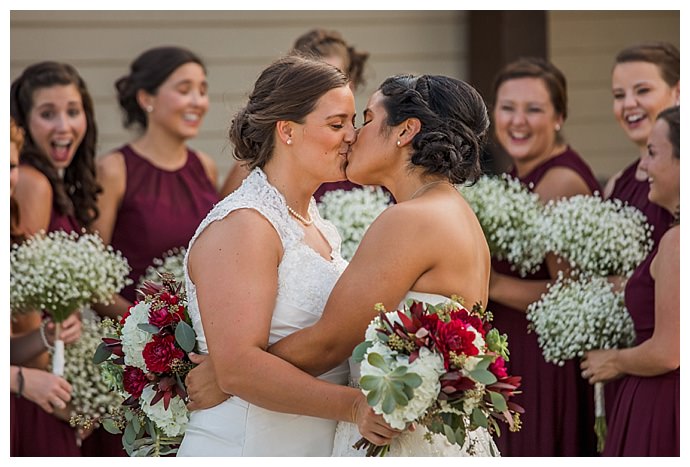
378, 74, 489, 184
10, 117, 25, 245
10, 61, 100, 229
291, 28, 369, 90
615, 42, 680, 87
229, 55, 349, 170
115, 46, 206, 130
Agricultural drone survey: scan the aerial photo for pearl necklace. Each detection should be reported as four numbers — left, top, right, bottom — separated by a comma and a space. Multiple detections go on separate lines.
287, 205, 314, 226
409, 180, 453, 200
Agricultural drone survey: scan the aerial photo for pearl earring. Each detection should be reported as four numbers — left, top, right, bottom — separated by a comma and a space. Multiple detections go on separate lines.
146, 105, 153, 113
396, 140, 401, 147
555, 124, 561, 132
287, 138, 292, 145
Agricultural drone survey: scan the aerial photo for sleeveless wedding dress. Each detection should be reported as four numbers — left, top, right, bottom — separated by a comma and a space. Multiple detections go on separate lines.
331, 291, 500, 457
177, 168, 349, 456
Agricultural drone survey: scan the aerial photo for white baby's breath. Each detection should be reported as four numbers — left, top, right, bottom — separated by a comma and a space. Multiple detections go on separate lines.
543, 195, 653, 277
139, 248, 187, 291
526, 273, 636, 366
458, 174, 548, 276
318, 187, 391, 261
50, 308, 124, 419
10, 230, 131, 322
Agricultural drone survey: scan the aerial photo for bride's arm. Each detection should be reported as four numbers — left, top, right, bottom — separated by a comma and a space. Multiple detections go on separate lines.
268, 206, 431, 375
188, 209, 396, 442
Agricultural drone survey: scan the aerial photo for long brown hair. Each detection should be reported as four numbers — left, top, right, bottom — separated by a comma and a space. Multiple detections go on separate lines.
10, 61, 101, 229
10, 117, 25, 245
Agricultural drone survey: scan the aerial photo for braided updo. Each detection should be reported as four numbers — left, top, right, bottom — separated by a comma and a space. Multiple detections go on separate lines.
378, 74, 489, 184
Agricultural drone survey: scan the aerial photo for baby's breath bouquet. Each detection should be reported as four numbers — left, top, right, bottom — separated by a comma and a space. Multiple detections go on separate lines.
10, 230, 131, 375
317, 187, 391, 261
51, 308, 123, 421
139, 247, 186, 292
543, 195, 653, 277
526, 272, 636, 452
458, 174, 548, 276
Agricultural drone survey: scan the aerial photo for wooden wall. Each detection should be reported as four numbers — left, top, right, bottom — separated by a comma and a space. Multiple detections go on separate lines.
10, 10, 468, 185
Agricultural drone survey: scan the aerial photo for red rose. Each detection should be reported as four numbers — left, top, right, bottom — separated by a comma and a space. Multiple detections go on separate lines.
142, 334, 184, 373
435, 318, 479, 368
489, 356, 508, 379
148, 308, 176, 328
123, 366, 149, 398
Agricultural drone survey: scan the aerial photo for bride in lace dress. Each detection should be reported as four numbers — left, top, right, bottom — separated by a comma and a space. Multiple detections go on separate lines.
186, 74, 500, 456
177, 56, 396, 456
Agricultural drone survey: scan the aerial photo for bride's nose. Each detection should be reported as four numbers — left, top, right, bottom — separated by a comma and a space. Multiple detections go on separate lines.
344, 123, 357, 144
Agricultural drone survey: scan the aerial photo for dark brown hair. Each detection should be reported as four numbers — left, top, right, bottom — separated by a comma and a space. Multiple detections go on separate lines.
378, 74, 489, 184
291, 28, 369, 90
115, 46, 206, 130
10, 117, 25, 245
10, 61, 100, 229
229, 55, 349, 170
615, 42, 680, 87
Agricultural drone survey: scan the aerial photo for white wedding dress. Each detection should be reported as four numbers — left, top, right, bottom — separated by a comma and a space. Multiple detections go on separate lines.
331, 291, 500, 457
177, 168, 349, 456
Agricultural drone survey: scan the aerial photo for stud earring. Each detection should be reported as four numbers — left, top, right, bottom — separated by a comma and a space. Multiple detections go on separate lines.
396, 140, 401, 147
287, 138, 292, 145
146, 105, 153, 113
555, 124, 561, 132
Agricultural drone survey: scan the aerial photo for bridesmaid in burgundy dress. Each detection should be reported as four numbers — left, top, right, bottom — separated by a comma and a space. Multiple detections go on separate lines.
10, 62, 102, 456
487, 58, 599, 456
581, 107, 679, 456
220, 28, 377, 202
601, 42, 679, 424
93, 46, 218, 311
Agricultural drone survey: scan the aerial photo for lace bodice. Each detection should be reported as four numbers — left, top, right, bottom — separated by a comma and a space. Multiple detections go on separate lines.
184, 168, 348, 355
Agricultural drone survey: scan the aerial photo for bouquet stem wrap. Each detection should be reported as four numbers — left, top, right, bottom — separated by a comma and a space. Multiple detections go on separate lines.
52, 322, 65, 376
594, 381, 607, 453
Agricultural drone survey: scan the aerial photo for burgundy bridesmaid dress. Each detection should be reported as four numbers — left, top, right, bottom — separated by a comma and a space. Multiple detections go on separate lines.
602, 243, 679, 456
489, 147, 601, 456
109, 144, 219, 302
11, 208, 82, 457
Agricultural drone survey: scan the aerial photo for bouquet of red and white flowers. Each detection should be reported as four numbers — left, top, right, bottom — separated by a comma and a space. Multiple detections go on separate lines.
88, 273, 196, 456
352, 299, 523, 456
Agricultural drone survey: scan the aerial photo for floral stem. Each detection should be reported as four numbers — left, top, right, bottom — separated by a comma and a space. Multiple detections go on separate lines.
594, 381, 607, 453
52, 321, 65, 376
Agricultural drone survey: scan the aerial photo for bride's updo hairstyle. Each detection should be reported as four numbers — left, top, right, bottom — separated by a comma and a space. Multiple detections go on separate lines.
230, 55, 349, 170
378, 74, 489, 184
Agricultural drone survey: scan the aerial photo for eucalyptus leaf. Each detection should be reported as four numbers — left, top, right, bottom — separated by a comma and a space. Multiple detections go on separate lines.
124, 421, 137, 444
102, 418, 122, 434
454, 425, 467, 447
352, 341, 373, 363
469, 368, 497, 385
175, 320, 196, 352
489, 390, 508, 412
443, 424, 456, 445
93, 342, 113, 364
474, 356, 493, 371
472, 407, 488, 428
138, 323, 160, 334
132, 414, 141, 434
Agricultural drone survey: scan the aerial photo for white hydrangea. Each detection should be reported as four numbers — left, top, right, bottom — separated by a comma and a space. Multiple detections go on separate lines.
10, 230, 131, 322
121, 301, 153, 371
50, 308, 124, 419
526, 273, 636, 366
139, 248, 186, 292
139, 386, 189, 437
360, 345, 445, 430
318, 187, 392, 261
542, 195, 653, 277
458, 174, 549, 276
